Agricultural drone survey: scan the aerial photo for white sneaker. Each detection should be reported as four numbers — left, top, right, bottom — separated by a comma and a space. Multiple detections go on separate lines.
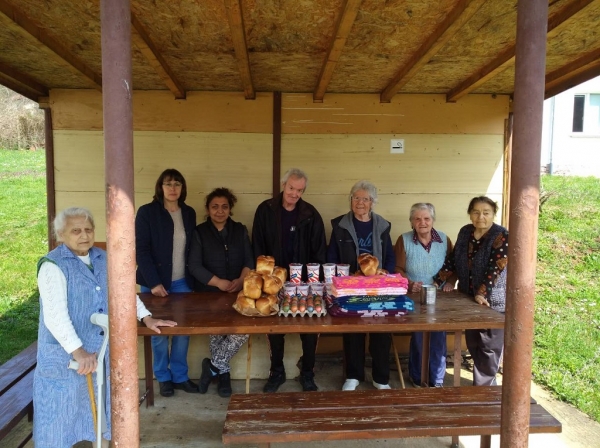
342, 379, 359, 391
372, 380, 391, 390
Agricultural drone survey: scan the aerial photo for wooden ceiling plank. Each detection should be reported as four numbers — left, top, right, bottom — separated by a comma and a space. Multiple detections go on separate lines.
546, 47, 600, 87
0, 0, 102, 90
224, 0, 255, 100
545, 58, 600, 99
446, 0, 596, 102
0, 72, 40, 102
380, 0, 486, 103
0, 61, 48, 96
131, 14, 186, 99
313, 0, 363, 103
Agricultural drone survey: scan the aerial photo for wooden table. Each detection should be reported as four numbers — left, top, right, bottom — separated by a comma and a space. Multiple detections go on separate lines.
138, 291, 504, 406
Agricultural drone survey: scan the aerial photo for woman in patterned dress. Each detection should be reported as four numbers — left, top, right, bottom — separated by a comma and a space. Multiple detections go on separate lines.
434, 196, 509, 386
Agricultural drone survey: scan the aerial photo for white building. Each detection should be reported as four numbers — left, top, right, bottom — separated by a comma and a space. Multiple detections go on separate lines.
542, 76, 600, 176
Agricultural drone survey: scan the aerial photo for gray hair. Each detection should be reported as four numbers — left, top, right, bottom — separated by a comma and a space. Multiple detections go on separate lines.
281, 168, 308, 189
409, 203, 436, 222
350, 180, 378, 204
53, 207, 95, 241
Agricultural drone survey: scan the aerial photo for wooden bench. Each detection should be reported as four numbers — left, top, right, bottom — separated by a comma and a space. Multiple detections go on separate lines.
0, 342, 37, 448
223, 386, 561, 448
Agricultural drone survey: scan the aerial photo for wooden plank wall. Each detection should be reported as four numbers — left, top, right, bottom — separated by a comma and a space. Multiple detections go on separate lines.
49, 90, 509, 244
49, 89, 509, 379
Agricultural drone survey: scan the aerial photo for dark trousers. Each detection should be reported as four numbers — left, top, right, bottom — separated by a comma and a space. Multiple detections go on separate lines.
343, 333, 392, 385
465, 328, 505, 386
267, 333, 318, 377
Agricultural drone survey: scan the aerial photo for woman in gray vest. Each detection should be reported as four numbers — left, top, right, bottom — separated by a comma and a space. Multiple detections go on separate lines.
394, 203, 453, 387
434, 196, 508, 386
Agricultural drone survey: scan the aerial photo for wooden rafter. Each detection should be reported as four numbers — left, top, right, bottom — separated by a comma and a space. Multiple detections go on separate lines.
545, 54, 600, 99
446, 0, 596, 102
224, 0, 254, 100
0, 72, 39, 102
0, 61, 48, 97
131, 14, 186, 99
313, 0, 362, 103
0, 0, 102, 90
380, 0, 486, 103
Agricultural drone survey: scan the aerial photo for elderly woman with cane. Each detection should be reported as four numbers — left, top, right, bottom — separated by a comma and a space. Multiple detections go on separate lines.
34, 207, 176, 448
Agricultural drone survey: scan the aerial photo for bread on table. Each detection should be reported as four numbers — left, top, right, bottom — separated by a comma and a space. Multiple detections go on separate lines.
255, 296, 272, 315
235, 291, 256, 309
266, 294, 279, 307
376, 268, 389, 275
262, 274, 283, 294
358, 253, 379, 276
272, 266, 287, 284
243, 274, 263, 299
256, 255, 275, 275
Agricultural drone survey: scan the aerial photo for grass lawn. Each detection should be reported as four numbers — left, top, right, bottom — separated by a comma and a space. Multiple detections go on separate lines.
0, 148, 598, 422
0, 148, 46, 363
533, 175, 600, 422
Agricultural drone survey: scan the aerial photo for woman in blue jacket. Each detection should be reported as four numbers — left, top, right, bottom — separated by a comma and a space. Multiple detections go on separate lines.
135, 168, 198, 397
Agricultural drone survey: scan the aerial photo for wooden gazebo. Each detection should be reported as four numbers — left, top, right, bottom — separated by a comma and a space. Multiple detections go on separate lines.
2, 0, 600, 446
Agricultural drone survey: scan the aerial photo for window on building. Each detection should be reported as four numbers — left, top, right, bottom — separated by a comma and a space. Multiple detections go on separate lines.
572, 93, 600, 134
572, 95, 584, 132
589, 94, 600, 134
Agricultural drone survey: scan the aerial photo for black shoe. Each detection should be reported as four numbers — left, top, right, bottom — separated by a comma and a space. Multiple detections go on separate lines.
199, 358, 216, 394
299, 374, 318, 392
173, 379, 200, 393
263, 372, 286, 393
218, 372, 232, 398
159, 380, 174, 397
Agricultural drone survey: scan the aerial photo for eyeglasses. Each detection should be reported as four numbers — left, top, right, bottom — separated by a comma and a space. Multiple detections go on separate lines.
163, 182, 182, 188
351, 196, 371, 203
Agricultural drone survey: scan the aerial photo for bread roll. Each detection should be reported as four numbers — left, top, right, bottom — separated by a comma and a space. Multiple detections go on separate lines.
236, 292, 256, 310
272, 266, 288, 284
243, 274, 263, 299
266, 294, 279, 307
358, 253, 379, 276
262, 274, 283, 294
255, 296, 272, 315
256, 255, 275, 275
376, 268, 389, 275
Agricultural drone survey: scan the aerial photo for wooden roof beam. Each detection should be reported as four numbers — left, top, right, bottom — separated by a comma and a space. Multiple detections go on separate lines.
0, 0, 102, 90
380, 0, 486, 103
224, 0, 255, 99
313, 0, 363, 103
545, 51, 600, 99
446, 0, 596, 102
0, 73, 40, 102
131, 14, 185, 99
0, 61, 48, 98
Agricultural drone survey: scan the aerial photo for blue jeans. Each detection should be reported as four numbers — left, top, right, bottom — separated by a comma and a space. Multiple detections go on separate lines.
408, 331, 447, 385
142, 278, 191, 383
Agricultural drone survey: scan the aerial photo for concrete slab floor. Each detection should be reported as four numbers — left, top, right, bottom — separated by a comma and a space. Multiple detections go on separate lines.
5, 358, 600, 448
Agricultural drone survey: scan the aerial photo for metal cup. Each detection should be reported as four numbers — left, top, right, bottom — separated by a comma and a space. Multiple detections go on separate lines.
420, 284, 437, 305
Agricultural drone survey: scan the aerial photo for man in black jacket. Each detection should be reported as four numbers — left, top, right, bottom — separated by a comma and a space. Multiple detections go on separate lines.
252, 168, 327, 392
